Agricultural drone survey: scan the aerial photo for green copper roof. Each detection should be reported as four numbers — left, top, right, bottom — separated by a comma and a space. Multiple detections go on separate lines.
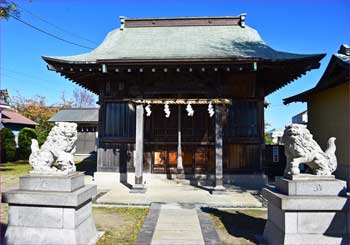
43, 16, 320, 63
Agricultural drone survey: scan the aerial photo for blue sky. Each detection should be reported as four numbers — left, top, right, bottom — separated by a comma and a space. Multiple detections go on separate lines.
1, 0, 349, 129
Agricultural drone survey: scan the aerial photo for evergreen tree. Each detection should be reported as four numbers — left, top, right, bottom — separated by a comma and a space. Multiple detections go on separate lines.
1, 128, 16, 162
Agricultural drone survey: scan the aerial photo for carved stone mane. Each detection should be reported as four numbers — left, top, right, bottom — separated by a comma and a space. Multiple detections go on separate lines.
29, 122, 78, 174
282, 124, 337, 177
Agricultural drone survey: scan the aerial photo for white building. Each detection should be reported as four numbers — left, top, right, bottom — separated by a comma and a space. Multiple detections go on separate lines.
267, 128, 284, 145
292, 110, 308, 124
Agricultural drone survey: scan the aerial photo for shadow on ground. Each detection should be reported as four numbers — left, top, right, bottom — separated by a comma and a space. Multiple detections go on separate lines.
76, 155, 97, 177
0, 168, 14, 172
201, 207, 266, 244
1, 223, 7, 243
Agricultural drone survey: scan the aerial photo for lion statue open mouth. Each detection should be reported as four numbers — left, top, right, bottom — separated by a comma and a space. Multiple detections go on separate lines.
29, 122, 78, 174
282, 124, 337, 177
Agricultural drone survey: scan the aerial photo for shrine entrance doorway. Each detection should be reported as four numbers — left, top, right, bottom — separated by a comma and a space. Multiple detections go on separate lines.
144, 104, 215, 175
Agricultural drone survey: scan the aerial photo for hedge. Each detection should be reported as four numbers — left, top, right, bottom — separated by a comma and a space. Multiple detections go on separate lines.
18, 127, 37, 160
1, 128, 16, 162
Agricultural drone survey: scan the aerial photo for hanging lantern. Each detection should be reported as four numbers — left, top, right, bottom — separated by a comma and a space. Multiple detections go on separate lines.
186, 102, 194, 117
145, 103, 152, 116
164, 103, 171, 118
208, 102, 215, 117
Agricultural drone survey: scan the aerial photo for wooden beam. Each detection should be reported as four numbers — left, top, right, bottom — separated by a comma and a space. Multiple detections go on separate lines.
131, 98, 232, 105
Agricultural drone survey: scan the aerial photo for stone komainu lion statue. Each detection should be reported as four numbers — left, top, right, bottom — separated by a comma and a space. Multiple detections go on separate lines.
282, 124, 337, 176
29, 122, 78, 174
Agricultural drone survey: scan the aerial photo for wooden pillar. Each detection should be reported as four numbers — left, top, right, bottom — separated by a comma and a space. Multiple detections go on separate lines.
213, 104, 226, 193
131, 104, 145, 192
177, 105, 184, 178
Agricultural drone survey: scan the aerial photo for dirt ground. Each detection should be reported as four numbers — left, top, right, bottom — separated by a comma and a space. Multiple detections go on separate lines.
204, 208, 267, 245
94, 207, 148, 244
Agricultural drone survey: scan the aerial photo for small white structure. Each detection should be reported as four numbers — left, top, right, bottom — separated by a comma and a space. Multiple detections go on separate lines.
267, 128, 284, 144
292, 110, 308, 124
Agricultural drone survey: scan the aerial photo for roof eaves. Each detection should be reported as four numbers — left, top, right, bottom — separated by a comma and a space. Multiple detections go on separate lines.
283, 88, 313, 105
43, 53, 326, 66
42, 56, 98, 65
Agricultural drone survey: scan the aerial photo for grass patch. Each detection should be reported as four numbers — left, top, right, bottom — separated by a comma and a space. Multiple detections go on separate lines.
0, 161, 31, 192
93, 207, 148, 245
203, 208, 267, 245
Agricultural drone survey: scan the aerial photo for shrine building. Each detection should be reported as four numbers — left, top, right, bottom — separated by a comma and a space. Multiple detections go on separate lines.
43, 15, 325, 191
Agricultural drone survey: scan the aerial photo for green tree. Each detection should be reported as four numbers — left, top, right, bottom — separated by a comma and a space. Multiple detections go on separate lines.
0, 1, 19, 19
34, 125, 48, 146
10, 93, 59, 145
264, 133, 273, 145
264, 122, 273, 145
1, 128, 16, 162
18, 127, 37, 159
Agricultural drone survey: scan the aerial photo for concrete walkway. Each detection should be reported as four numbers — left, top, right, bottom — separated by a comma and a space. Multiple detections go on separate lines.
152, 203, 204, 244
92, 175, 262, 208
137, 203, 221, 245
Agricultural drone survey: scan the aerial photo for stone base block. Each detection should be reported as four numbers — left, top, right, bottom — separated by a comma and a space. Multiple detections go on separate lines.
19, 172, 85, 192
263, 220, 349, 244
262, 187, 350, 245
263, 188, 349, 210
2, 174, 98, 245
4, 215, 97, 245
3, 184, 97, 207
211, 185, 227, 195
286, 173, 336, 181
276, 176, 347, 196
130, 184, 147, 193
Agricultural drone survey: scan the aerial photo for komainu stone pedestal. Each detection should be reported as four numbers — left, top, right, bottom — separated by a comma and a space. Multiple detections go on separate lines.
263, 175, 350, 244
2, 172, 97, 245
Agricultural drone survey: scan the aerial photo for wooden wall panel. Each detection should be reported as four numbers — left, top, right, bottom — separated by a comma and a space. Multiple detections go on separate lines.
97, 142, 135, 172
76, 132, 97, 154
104, 102, 136, 138
223, 73, 257, 98
225, 101, 260, 139
224, 144, 261, 171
